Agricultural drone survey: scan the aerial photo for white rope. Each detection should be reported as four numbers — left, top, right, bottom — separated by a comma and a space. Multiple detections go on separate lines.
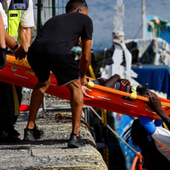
89, 106, 142, 157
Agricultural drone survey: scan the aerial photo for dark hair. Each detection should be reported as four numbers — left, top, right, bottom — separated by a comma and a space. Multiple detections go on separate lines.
131, 119, 148, 136
65, 0, 88, 13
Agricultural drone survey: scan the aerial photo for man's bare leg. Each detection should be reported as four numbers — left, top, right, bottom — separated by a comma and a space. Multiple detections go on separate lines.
26, 78, 50, 129
66, 79, 84, 136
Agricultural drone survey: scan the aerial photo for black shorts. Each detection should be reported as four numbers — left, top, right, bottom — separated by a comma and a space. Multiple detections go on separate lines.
27, 52, 80, 86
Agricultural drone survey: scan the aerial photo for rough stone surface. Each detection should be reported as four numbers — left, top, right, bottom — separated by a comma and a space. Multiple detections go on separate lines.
0, 92, 108, 170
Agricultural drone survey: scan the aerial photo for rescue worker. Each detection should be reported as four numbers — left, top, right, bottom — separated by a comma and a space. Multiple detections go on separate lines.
0, 0, 34, 142
0, 2, 26, 68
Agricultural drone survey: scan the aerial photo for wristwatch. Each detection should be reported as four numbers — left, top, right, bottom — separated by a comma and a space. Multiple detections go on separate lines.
11, 42, 19, 51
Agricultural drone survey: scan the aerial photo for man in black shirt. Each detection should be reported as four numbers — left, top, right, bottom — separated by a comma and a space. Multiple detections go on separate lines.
24, 0, 93, 148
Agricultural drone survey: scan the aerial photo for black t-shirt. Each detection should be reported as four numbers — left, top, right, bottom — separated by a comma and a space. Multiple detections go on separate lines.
30, 13, 93, 54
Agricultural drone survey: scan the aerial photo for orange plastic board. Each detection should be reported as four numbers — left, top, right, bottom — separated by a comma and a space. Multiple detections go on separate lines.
0, 55, 170, 119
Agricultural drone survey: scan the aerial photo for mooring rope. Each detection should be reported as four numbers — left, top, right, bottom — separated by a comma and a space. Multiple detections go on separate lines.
89, 106, 143, 158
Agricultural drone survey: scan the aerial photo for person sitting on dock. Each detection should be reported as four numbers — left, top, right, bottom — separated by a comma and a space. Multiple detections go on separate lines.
24, 0, 93, 148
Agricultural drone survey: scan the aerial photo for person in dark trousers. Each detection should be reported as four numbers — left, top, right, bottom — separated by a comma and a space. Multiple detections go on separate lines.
24, 0, 93, 148
0, 0, 34, 142
0, 1, 32, 142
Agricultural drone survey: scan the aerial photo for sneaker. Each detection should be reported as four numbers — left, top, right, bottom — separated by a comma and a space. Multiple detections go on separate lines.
77, 135, 86, 145
23, 125, 44, 141
9, 137, 21, 143
68, 133, 86, 148
0, 125, 20, 142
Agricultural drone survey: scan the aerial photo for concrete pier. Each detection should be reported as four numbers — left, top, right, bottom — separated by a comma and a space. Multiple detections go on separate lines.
0, 96, 108, 170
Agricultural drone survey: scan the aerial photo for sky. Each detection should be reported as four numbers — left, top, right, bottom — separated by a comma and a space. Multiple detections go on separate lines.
85, 0, 170, 50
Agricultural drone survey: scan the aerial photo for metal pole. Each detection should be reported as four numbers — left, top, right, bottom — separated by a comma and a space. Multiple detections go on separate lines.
142, 0, 146, 39
52, 0, 56, 17
37, 0, 42, 34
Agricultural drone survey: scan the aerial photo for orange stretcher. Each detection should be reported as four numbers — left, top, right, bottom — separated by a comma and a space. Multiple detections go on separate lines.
1, 55, 170, 119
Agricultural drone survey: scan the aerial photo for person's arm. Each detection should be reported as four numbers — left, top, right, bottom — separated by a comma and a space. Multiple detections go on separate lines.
11, 26, 31, 60
0, 13, 6, 69
148, 90, 170, 130
103, 74, 121, 88
4, 30, 26, 60
79, 38, 92, 86
5, 30, 17, 48
16, 0, 34, 59
103, 74, 131, 89
139, 116, 156, 135
19, 26, 32, 52
0, 13, 5, 49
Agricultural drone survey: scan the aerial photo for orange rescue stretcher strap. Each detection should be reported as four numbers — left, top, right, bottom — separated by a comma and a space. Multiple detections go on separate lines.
0, 55, 170, 120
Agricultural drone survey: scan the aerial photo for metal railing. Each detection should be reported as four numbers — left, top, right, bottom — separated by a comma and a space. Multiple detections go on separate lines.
32, 0, 68, 39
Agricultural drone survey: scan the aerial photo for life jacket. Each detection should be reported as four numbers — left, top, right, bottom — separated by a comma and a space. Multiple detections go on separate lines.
0, 0, 29, 41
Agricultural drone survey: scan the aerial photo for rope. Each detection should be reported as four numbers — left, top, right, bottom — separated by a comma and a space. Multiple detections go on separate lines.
133, 24, 142, 40
89, 106, 142, 158
55, 113, 91, 130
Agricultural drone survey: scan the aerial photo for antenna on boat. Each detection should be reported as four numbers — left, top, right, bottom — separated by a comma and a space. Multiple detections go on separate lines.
142, 0, 147, 39
112, 0, 132, 80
